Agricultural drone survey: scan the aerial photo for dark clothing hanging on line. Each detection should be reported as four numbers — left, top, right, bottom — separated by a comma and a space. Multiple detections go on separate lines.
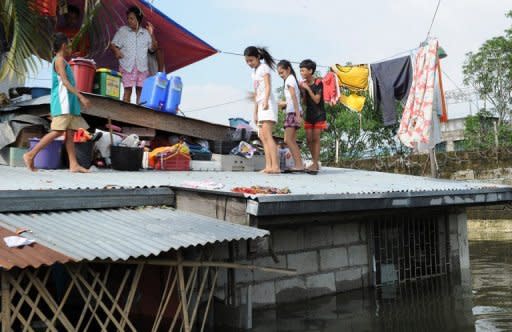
370, 56, 412, 126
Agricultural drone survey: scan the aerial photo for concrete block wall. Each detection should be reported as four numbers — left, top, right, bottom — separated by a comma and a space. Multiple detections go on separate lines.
213, 222, 370, 309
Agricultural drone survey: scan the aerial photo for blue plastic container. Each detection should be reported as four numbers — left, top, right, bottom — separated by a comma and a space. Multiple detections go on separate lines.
164, 76, 182, 114
29, 138, 63, 169
31, 87, 51, 99
229, 117, 250, 128
140, 72, 169, 110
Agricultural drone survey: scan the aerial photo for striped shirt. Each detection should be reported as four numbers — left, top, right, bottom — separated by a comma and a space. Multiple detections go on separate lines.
51, 57, 80, 117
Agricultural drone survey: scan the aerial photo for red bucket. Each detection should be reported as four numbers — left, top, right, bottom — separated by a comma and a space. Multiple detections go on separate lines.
69, 59, 96, 92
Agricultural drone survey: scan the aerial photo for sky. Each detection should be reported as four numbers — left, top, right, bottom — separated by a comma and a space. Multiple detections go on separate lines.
25, 0, 512, 124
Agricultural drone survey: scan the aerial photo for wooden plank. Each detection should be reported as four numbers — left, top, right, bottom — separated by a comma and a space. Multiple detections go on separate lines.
174, 190, 249, 225
121, 126, 156, 139
2, 271, 10, 332
117, 259, 296, 275
177, 253, 191, 332
82, 94, 232, 141
200, 270, 218, 332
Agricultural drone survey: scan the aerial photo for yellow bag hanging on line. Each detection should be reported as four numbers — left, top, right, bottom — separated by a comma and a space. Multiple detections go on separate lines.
339, 93, 366, 113
332, 64, 369, 91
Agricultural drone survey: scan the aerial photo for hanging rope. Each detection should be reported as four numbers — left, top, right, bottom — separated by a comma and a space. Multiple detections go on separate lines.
426, 0, 442, 39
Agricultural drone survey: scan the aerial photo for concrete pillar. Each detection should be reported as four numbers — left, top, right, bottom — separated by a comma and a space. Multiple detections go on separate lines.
446, 140, 455, 152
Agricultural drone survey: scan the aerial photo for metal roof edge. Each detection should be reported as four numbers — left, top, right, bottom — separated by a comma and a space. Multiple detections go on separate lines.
0, 187, 175, 213
248, 189, 512, 216
253, 187, 512, 203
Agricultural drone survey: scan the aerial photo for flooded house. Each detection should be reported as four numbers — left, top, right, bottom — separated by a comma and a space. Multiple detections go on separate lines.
1, 2, 511, 330
1, 149, 510, 329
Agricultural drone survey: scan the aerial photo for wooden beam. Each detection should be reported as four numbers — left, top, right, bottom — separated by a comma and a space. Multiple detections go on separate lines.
114, 258, 297, 275
200, 270, 218, 332
151, 268, 177, 332
177, 253, 191, 332
2, 271, 10, 332
82, 94, 232, 141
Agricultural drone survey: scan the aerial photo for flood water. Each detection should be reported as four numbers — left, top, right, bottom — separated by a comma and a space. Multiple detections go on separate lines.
252, 229, 512, 332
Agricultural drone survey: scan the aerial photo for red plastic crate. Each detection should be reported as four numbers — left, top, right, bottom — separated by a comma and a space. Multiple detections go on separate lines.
154, 152, 190, 171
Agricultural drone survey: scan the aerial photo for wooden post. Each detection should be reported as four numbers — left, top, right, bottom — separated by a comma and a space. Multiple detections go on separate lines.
429, 148, 438, 178
108, 117, 114, 146
200, 269, 218, 332
177, 252, 191, 332
151, 268, 177, 332
189, 266, 210, 329
335, 139, 339, 164
2, 271, 10, 332
119, 264, 143, 332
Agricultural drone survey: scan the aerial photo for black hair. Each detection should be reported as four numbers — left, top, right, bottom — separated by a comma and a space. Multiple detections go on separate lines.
53, 32, 69, 54
67, 4, 80, 16
244, 46, 276, 70
299, 59, 316, 73
127, 6, 144, 24
277, 59, 299, 91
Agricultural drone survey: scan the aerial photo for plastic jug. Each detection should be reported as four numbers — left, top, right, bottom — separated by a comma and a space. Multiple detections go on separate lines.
164, 76, 182, 114
140, 72, 169, 110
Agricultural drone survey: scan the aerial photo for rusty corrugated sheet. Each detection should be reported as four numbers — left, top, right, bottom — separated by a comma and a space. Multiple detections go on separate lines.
0, 228, 72, 270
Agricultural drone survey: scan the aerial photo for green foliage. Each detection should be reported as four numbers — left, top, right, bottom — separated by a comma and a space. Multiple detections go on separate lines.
463, 110, 512, 150
275, 83, 408, 163
0, 0, 122, 80
0, 0, 53, 80
463, 12, 512, 124
321, 98, 405, 161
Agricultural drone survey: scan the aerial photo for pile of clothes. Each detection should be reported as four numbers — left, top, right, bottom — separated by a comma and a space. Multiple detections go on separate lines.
231, 186, 291, 195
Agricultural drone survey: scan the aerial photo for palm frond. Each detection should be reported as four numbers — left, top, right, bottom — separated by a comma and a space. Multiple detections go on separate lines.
0, 0, 53, 81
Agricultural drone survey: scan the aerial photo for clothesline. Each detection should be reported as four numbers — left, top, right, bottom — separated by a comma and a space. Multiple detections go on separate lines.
218, 46, 421, 70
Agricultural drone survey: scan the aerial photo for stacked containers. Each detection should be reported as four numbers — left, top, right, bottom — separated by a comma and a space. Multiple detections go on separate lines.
140, 72, 169, 110
164, 76, 183, 114
93, 68, 122, 99
69, 59, 96, 92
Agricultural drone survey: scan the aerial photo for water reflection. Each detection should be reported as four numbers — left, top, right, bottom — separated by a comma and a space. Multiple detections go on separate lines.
253, 277, 474, 332
252, 231, 512, 332
470, 232, 512, 332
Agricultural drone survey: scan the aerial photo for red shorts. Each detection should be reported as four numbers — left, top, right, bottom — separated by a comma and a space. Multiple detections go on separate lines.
304, 121, 327, 130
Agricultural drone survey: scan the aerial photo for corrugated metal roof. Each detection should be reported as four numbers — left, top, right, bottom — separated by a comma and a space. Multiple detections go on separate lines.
0, 166, 509, 196
0, 95, 50, 112
0, 207, 268, 264
0, 227, 72, 270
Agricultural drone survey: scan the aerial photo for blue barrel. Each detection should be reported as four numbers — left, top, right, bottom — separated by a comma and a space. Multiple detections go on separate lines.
164, 76, 182, 114
140, 72, 169, 110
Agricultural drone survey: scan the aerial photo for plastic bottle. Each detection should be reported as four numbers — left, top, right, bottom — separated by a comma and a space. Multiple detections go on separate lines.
140, 72, 169, 110
164, 76, 183, 114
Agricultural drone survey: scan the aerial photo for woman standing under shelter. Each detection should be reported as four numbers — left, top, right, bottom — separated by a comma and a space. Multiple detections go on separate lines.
110, 6, 158, 104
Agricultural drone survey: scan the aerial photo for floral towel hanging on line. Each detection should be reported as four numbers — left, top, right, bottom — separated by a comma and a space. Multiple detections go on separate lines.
398, 39, 439, 148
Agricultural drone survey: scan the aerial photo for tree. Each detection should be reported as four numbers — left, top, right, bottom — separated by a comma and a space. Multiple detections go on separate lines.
463, 13, 512, 125
464, 109, 512, 151
322, 99, 403, 162
274, 85, 406, 163
0, 0, 53, 80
